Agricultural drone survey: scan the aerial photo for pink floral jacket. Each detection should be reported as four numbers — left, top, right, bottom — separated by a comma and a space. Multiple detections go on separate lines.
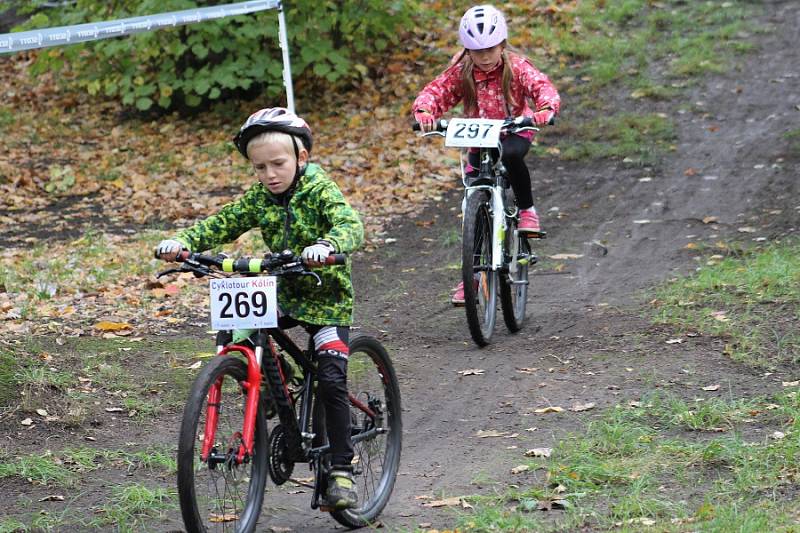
413, 51, 561, 138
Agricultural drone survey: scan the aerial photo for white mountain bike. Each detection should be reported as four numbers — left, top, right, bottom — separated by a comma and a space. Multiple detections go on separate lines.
415, 116, 544, 346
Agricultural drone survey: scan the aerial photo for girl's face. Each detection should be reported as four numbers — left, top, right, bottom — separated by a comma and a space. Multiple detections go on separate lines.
249, 140, 308, 195
468, 43, 504, 72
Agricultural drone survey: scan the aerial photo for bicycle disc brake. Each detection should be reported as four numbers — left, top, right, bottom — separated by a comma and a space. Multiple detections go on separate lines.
268, 424, 294, 485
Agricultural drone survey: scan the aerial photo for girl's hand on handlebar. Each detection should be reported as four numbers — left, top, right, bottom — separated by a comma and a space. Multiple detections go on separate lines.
533, 109, 556, 126
414, 110, 435, 132
156, 239, 187, 262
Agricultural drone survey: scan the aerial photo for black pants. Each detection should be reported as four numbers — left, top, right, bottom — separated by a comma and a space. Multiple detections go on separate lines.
468, 133, 534, 209
278, 317, 353, 470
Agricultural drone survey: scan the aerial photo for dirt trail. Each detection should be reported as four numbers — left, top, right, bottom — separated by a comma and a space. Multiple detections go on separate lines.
256, 2, 798, 531
2, 2, 799, 531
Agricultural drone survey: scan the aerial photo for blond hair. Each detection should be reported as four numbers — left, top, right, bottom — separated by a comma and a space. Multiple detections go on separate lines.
457, 43, 517, 116
246, 130, 301, 159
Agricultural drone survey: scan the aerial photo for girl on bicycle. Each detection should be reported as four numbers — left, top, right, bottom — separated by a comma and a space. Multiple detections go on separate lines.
413, 4, 561, 305
156, 108, 363, 510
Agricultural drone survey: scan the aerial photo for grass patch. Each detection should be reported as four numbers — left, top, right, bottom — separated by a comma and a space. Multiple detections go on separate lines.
651, 240, 800, 366
87, 484, 176, 531
560, 113, 676, 165
0, 451, 76, 486
527, 0, 756, 162
785, 128, 800, 157
453, 391, 800, 532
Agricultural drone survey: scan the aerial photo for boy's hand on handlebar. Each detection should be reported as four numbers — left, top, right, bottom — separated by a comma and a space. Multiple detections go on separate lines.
156, 239, 187, 262
533, 109, 556, 126
301, 240, 335, 266
414, 110, 435, 132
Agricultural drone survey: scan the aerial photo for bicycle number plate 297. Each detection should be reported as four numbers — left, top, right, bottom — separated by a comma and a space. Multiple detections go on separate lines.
445, 118, 504, 148
209, 277, 278, 330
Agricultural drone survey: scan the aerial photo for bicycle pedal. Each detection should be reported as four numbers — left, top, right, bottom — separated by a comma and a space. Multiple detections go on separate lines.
523, 230, 547, 240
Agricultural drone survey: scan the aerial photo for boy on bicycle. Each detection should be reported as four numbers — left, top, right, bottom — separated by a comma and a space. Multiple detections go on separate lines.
156, 107, 364, 510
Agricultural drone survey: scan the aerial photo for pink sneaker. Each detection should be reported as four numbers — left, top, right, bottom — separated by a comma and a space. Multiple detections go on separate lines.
451, 281, 466, 306
518, 208, 542, 235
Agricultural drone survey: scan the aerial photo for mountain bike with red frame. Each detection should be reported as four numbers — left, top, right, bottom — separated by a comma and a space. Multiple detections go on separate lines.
157, 250, 402, 532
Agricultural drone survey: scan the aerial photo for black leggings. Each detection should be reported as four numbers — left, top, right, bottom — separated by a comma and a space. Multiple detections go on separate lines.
468, 134, 534, 209
278, 317, 353, 470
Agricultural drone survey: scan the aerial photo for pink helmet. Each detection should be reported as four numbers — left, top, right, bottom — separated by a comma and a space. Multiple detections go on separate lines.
459, 5, 508, 50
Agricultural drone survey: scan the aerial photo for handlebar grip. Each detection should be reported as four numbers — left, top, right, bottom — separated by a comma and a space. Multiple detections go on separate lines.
177, 250, 192, 262
412, 122, 421, 132
548, 115, 556, 126
326, 254, 348, 265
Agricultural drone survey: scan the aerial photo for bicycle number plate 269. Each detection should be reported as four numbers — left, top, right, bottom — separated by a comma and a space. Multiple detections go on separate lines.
445, 118, 504, 148
209, 277, 278, 330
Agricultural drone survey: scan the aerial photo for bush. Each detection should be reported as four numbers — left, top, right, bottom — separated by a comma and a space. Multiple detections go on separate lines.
13, 0, 415, 112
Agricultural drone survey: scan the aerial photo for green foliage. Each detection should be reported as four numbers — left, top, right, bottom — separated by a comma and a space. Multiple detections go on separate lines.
15, 0, 416, 112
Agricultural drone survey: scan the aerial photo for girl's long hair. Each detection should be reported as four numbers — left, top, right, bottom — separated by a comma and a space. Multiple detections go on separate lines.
458, 41, 519, 116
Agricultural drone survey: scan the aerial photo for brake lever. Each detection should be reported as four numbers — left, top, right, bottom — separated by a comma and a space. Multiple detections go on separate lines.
157, 268, 182, 279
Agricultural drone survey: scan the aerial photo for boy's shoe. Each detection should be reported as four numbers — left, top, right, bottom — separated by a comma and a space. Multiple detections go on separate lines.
326, 470, 358, 510
518, 208, 543, 236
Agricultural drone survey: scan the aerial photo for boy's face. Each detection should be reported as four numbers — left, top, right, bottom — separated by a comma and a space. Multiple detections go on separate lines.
249, 140, 308, 195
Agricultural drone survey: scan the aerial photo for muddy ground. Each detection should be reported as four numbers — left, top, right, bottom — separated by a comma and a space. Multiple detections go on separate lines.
2, 1, 799, 531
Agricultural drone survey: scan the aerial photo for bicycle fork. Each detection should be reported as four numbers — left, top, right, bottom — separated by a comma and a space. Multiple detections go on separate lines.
200, 340, 264, 466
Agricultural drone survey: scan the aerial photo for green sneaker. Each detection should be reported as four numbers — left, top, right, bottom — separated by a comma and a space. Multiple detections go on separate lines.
326, 470, 358, 510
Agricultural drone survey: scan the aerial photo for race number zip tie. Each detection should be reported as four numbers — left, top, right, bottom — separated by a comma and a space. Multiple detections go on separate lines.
0, 1, 280, 54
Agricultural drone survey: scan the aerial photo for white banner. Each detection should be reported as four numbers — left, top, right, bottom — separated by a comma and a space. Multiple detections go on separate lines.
0, 1, 280, 54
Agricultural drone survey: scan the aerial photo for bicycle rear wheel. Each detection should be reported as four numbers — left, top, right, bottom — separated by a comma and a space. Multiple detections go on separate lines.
462, 190, 498, 346
500, 218, 531, 332
330, 335, 402, 528
177, 355, 268, 533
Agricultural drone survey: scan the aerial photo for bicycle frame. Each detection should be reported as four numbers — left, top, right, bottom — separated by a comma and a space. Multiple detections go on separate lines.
200, 327, 379, 468
463, 145, 514, 273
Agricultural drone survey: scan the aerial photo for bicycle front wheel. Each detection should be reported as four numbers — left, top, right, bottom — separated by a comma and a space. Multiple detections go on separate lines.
462, 190, 498, 346
177, 355, 268, 533
500, 218, 531, 332
330, 335, 402, 528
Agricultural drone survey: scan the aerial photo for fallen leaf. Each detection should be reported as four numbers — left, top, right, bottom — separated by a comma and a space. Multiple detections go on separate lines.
782, 381, 799, 387
422, 496, 465, 508
458, 368, 485, 376
516, 367, 538, 374
737, 226, 757, 233
511, 465, 530, 474
569, 402, 596, 412
475, 430, 511, 438
771, 431, 786, 440
665, 338, 683, 344
36, 409, 49, 417
524, 448, 552, 458
633, 219, 652, 224
209, 513, 239, 523
93, 320, 132, 332
39, 495, 65, 502
104, 407, 124, 413
534, 406, 565, 414
21, 418, 33, 426
548, 253, 583, 260
702, 216, 719, 224
702, 384, 720, 391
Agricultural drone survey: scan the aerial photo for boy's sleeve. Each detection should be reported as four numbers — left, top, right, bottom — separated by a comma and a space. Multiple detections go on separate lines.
519, 59, 561, 114
174, 185, 262, 252
412, 62, 463, 118
317, 181, 364, 254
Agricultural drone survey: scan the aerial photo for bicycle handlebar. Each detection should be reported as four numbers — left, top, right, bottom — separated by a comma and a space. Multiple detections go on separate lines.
156, 249, 347, 279
411, 115, 554, 134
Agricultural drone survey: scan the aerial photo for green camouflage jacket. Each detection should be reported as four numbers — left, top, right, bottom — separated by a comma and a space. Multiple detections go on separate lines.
174, 163, 364, 326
